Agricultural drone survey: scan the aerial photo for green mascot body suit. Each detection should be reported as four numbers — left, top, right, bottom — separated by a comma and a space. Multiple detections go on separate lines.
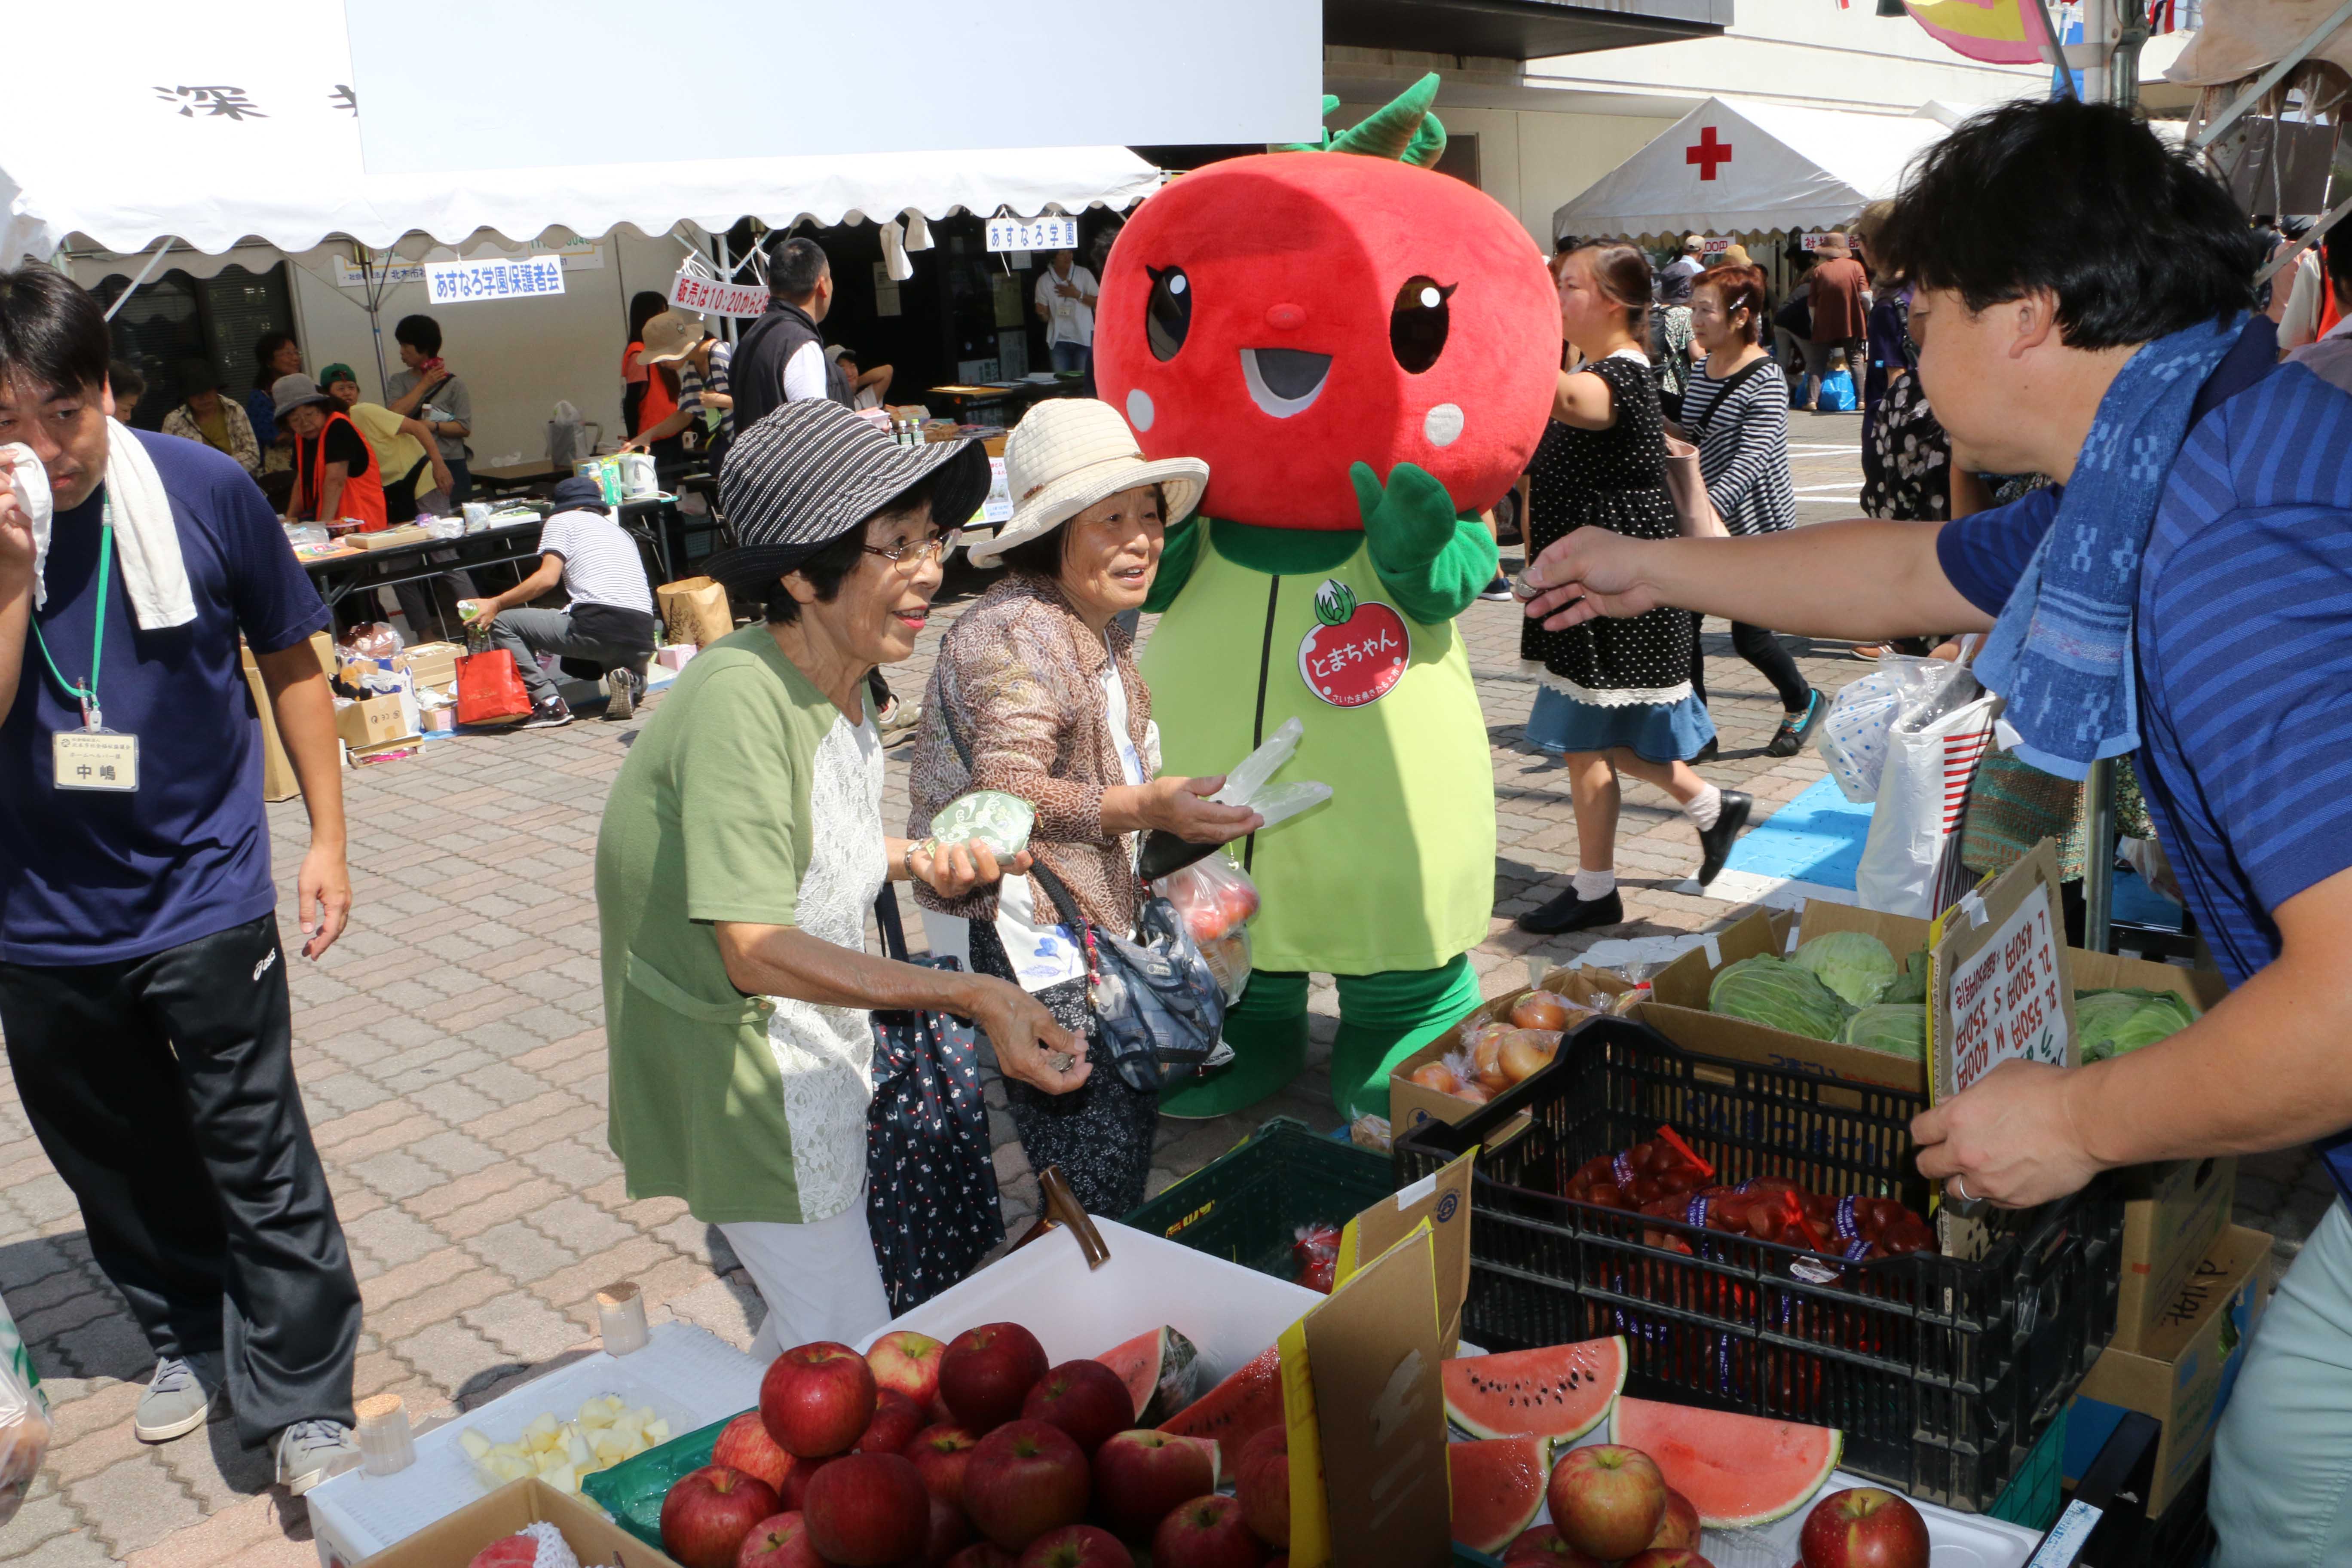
1093, 77, 1562, 1119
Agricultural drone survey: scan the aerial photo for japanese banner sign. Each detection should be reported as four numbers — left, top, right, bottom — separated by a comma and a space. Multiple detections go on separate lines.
423, 255, 566, 305
1928, 839, 2078, 1102
986, 216, 1078, 254
668, 270, 772, 318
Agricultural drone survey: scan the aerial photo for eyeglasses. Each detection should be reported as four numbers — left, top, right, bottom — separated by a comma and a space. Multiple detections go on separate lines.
864, 527, 962, 567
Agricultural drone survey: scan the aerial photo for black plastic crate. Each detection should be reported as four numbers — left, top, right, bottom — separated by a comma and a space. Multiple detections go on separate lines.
1396, 1015, 2119, 1515
1124, 1117, 1396, 1281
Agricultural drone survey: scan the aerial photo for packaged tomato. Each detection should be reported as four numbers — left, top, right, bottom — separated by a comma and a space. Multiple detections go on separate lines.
1294, 1222, 1343, 1292
1152, 856, 1262, 944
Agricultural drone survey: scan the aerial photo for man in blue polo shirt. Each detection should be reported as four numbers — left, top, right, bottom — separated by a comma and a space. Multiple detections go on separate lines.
1519, 101, 2352, 1566
0, 268, 363, 1493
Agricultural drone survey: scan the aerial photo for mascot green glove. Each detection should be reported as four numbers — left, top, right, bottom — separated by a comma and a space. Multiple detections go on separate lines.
1095, 76, 1562, 1120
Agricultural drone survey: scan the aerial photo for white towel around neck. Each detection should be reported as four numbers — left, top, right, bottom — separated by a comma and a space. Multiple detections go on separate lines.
6, 420, 197, 631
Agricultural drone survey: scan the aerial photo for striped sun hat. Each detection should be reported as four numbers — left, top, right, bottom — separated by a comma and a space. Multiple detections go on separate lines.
707, 401, 989, 592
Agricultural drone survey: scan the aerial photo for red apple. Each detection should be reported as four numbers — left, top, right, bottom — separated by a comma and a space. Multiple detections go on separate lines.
858, 1387, 928, 1455
662, 1465, 783, 1568
1620, 1552, 1715, 1568
870, 1330, 949, 1408
946, 1548, 1018, 1568
761, 1341, 879, 1458
909, 1423, 982, 1507
1092, 1429, 1220, 1542
963, 1418, 1091, 1550
735, 1512, 825, 1568
1021, 1360, 1133, 1456
1547, 1445, 1667, 1562
1017, 1524, 1135, 1568
779, 1453, 839, 1512
714, 1411, 794, 1493
1649, 1489, 1700, 1552
925, 1490, 974, 1567
1151, 1494, 1265, 1568
1234, 1427, 1288, 1549
801, 1451, 931, 1567
940, 1323, 1050, 1433
1799, 1487, 1931, 1568
1501, 1525, 1608, 1567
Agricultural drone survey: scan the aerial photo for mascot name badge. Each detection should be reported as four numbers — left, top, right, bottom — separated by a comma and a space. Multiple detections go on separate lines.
1300, 579, 1409, 708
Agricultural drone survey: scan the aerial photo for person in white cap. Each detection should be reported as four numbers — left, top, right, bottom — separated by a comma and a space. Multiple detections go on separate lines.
906, 399, 1259, 1216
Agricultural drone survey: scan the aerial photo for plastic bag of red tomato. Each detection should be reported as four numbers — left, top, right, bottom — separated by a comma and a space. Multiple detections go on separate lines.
1294, 1221, 1343, 1292
1152, 857, 1259, 1003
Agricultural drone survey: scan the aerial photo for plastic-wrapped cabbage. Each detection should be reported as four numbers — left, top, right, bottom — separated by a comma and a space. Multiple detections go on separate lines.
2076, 987, 2198, 1063
927, 790, 1035, 858
1790, 931, 1900, 1008
1841, 1003, 1928, 1060
1884, 947, 1930, 1005
1709, 955, 1854, 1042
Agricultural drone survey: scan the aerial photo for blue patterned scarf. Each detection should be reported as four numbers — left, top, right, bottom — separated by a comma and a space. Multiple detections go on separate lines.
1972, 313, 2248, 781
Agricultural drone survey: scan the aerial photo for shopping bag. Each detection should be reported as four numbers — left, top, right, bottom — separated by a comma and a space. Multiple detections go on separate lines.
865, 892, 1002, 1314
1663, 434, 1729, 539
1816, 653, 1981, 804
1151, 856, 1260, 1003
1854, 680, 1998, 917
454, 649, 533, 726
656, 576, 735, 649
0, 1288, 50, 1527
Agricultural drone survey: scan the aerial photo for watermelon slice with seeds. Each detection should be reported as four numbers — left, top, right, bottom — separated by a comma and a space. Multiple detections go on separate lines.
1447, 1436, 1551, 1554
1096, 1325, 1204, 1425
1610, 1395, 1841, 1528
1442, 1335, 1625, 1443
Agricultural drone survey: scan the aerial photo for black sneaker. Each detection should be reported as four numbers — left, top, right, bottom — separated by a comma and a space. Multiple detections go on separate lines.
604, 668, 638, 722
1515, 887, 1625, 936
1695, 791, 1753, 886
520, 696, 572, 729
1478, 575, 1514, 603
1764, 691, 1824, 758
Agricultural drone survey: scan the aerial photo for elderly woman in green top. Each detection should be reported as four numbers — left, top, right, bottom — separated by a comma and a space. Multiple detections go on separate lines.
596, 402, 1084, 1354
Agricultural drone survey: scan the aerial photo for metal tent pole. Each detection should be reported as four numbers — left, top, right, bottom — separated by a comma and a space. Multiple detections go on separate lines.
101, 239, 174, 322
2085, 759, 2117, 954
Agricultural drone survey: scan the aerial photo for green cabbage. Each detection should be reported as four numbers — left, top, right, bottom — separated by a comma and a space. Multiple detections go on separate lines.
2076, 987, 2198, 1063
1883, 947, 1930, 1006
1791, 931, 1900, 1008
1709, 955, 1855, 1041
1841, 1003, 1928, 1060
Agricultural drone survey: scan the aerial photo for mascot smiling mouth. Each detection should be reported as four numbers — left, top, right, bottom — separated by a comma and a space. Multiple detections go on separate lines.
1240, 346, 1333, 418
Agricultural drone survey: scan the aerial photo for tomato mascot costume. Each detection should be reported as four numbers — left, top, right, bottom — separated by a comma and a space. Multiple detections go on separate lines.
1096, 76, 1560, 1119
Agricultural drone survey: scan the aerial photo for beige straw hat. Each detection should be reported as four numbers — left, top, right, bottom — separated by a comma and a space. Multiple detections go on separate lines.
968, 398, 1208, 568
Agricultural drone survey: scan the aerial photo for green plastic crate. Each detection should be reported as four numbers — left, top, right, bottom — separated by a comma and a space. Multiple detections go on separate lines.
1122, 1117, 1397, 1281
1989, 1404, 2071, 1532
580, 1412, 742, 1551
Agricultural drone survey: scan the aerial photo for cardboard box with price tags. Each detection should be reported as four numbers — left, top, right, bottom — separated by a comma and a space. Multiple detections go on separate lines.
1632, 843, 2232, 1306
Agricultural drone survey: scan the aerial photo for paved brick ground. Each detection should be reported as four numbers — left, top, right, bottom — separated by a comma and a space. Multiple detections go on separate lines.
0, 415, 2302, 1563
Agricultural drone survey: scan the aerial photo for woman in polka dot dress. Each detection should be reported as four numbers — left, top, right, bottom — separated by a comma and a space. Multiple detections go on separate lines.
1516, 244, 1752, 936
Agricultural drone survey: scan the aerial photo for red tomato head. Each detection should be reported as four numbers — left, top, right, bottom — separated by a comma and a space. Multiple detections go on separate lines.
1096, 151, 1561, 531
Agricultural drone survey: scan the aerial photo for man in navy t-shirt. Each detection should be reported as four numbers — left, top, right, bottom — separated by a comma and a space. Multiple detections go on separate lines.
1520, 103, 2352, 1566
0, 268, 363, 1493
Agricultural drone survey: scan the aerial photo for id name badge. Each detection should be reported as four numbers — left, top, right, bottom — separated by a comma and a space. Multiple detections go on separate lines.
54, 730, 138, 792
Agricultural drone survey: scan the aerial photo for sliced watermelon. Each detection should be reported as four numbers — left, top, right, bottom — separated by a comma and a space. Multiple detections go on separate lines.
1443, 1336, 1626, 1443
1096, 1325, 1204, 1425
1611, 1395, 1841, 1528
1158, 1345, 1283, 1473
1448, 1436, 1550, 1554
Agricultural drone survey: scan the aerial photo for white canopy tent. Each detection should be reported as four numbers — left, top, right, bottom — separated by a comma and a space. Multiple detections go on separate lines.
2, 3, 1160, 462
1551, 96, 1950, 242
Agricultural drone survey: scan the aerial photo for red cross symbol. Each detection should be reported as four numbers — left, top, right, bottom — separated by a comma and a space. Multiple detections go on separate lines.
1687, 126, 1733, 181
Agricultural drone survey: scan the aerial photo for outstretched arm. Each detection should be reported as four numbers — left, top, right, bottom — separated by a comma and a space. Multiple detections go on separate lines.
1522, 518, 1988, 643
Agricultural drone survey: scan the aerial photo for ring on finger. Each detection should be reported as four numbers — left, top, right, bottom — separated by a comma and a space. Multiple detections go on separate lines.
1953, 1175, 1974, 1203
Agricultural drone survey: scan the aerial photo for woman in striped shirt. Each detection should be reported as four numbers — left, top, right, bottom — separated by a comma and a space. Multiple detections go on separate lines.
1678, 264, 1822, 758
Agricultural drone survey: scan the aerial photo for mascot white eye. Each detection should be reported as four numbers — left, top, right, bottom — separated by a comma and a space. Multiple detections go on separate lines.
1390, 276, 1455, 375
1146, 266, 1193, 362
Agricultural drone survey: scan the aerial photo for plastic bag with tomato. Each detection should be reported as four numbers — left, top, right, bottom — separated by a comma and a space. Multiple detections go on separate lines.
1294, 1222, 1343, 1293
1152, 857, 1261, 944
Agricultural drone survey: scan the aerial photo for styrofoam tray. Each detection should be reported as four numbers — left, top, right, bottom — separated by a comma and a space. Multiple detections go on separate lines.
853, 1217, 1323, 1390
1547, 1424, 2047, 1568
307, 1322, 765, 1568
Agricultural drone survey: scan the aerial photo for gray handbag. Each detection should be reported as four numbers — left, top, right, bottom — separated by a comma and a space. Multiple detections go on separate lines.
1026, 861, 1230, 1094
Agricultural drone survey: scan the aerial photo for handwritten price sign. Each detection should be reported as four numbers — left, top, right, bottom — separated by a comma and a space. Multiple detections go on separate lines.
668, 270, 771, 318
986, 216, 1078, 254
423, 256, 565, 305
1942, 893, 2069, 1096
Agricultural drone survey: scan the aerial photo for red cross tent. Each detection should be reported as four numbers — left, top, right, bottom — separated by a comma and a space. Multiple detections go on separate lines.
1551, 95, 1953, 244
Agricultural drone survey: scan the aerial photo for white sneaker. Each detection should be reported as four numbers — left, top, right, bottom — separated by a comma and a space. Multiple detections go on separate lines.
133, 1354, 221, 1443
275, 1418, 361, 1495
